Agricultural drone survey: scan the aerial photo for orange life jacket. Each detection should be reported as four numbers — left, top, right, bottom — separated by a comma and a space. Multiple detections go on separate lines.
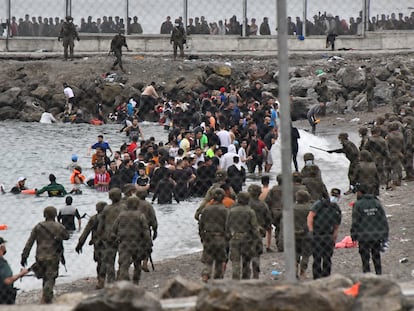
70, 169, 86, 184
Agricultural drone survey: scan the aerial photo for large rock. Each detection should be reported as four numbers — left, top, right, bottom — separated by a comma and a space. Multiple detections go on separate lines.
349, 274, 408, 311
99, 83, 124, 105
204, 73, 229, 89
213, 65, 232, 77
249, 69, 272, 83
375, 66, 392, 81
0, 106, 19, 120
30, 86, 50, 100
336, 67, 365, 91
374, 81, 392, 104
0, 87, 22, 108
291, 96, 319, 120
290, 77, 317, 97
161, 275, 204, 299
74, 281, 162, 311
18, 96, 45, 122
196, 279, 354, 311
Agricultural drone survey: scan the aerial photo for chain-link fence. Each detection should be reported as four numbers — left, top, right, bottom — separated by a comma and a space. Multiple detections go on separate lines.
1, 0, 414, 37
0, 0, 413, 306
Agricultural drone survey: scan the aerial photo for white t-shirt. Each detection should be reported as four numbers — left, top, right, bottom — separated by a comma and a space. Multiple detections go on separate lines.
64, 87, 75, 99
217, 130, 231, 147
39, 112, 57, 124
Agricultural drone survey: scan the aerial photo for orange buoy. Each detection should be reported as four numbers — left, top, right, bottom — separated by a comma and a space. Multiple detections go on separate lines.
0, 224, 8, 230
21, 189, 36, 195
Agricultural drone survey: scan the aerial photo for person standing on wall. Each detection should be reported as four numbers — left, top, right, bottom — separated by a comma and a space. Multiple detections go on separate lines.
110, 29, 130, 73
170, 19, 186, 61
58, 16, 80, 61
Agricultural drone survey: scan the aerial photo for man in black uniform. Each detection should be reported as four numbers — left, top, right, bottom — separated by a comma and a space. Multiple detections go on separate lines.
58, 16, 80, 61
307, 188, 341, 279
351, 183, 389, 275
110, 29, 129, 72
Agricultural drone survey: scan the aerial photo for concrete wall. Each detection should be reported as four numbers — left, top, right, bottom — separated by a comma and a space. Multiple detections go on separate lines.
0, 31, 413, 53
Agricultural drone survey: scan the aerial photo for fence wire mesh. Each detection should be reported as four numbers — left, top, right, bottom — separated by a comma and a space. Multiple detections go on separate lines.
0, 0, 412, 306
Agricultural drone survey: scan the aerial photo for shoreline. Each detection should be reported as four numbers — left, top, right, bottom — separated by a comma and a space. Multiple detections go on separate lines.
16, 107, 414, 304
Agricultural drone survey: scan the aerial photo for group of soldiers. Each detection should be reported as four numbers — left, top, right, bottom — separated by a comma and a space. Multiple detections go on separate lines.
19, 185, 157, 303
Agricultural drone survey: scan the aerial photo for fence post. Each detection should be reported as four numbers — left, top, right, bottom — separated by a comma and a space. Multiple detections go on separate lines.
6, 0, 10, 51
302, 0, 307, 37
242, 0, 247, 37
125, 0, 129, 35
183, 0, 188, 33
277, 0, 296, 282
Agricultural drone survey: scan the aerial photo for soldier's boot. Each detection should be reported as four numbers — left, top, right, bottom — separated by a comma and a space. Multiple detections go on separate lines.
96, 276, 105, 289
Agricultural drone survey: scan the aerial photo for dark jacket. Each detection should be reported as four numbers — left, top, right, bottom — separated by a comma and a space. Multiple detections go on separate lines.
351, 194, 389, 242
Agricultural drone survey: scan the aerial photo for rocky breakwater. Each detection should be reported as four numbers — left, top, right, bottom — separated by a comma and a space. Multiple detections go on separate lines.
17, 274, 412, 311
0, 54, 413, 122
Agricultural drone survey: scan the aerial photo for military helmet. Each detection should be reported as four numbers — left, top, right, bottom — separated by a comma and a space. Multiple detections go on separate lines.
66, 16, 73, 22
338, 132, 348, 140
109, 187, 122, 202
247, 184, 262, 198
43, 206, 57, 219
122, 183, 136, 195
388, 121, 400, 131
212, 188, 225, 203
303, 153, 314, 161
358, 127, 368, 135
237, 191, 250, 205
135, 189, 148, 200
96, 201, 108, 213
127, 196, 140, 210
292, 172, 302, 183
295, 190, 310, 203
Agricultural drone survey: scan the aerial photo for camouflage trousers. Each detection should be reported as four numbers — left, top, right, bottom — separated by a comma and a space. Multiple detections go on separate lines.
229, 237, 254, 280
118, 242, 145, 284
201, 234, 227, 280
35, 258, 59, 303
102, 242, 118, 283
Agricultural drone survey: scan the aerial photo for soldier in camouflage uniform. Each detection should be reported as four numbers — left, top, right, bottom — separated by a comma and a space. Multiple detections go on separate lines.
386, 121, 405, 187
247, 185, 272, 279
58, 16, 80, 61
136, 190, 158, 272
75, 201, 107, 289
358, 126, 369, 151
294, 190, 312, 279
402, 116, 414, 181
364, 127, 390, 185
265, 174, 283, 252
355, 150, 380, 196
21, 206, 69, 303
328, 133, 360, 194
170, 19, 186, 60
110, 29, 129, 72
112, 197, 150, 284
365, 67, 376, 112
198, 188, 229, 282
194, 170, 234, 221
96, 188, 125, 285
226, 192, 260, 280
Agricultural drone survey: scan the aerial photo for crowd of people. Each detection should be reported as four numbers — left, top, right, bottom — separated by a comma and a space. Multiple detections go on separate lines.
5, 10, 414, 38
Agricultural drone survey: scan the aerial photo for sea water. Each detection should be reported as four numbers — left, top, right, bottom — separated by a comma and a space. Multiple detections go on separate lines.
0, 120, 350, 290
